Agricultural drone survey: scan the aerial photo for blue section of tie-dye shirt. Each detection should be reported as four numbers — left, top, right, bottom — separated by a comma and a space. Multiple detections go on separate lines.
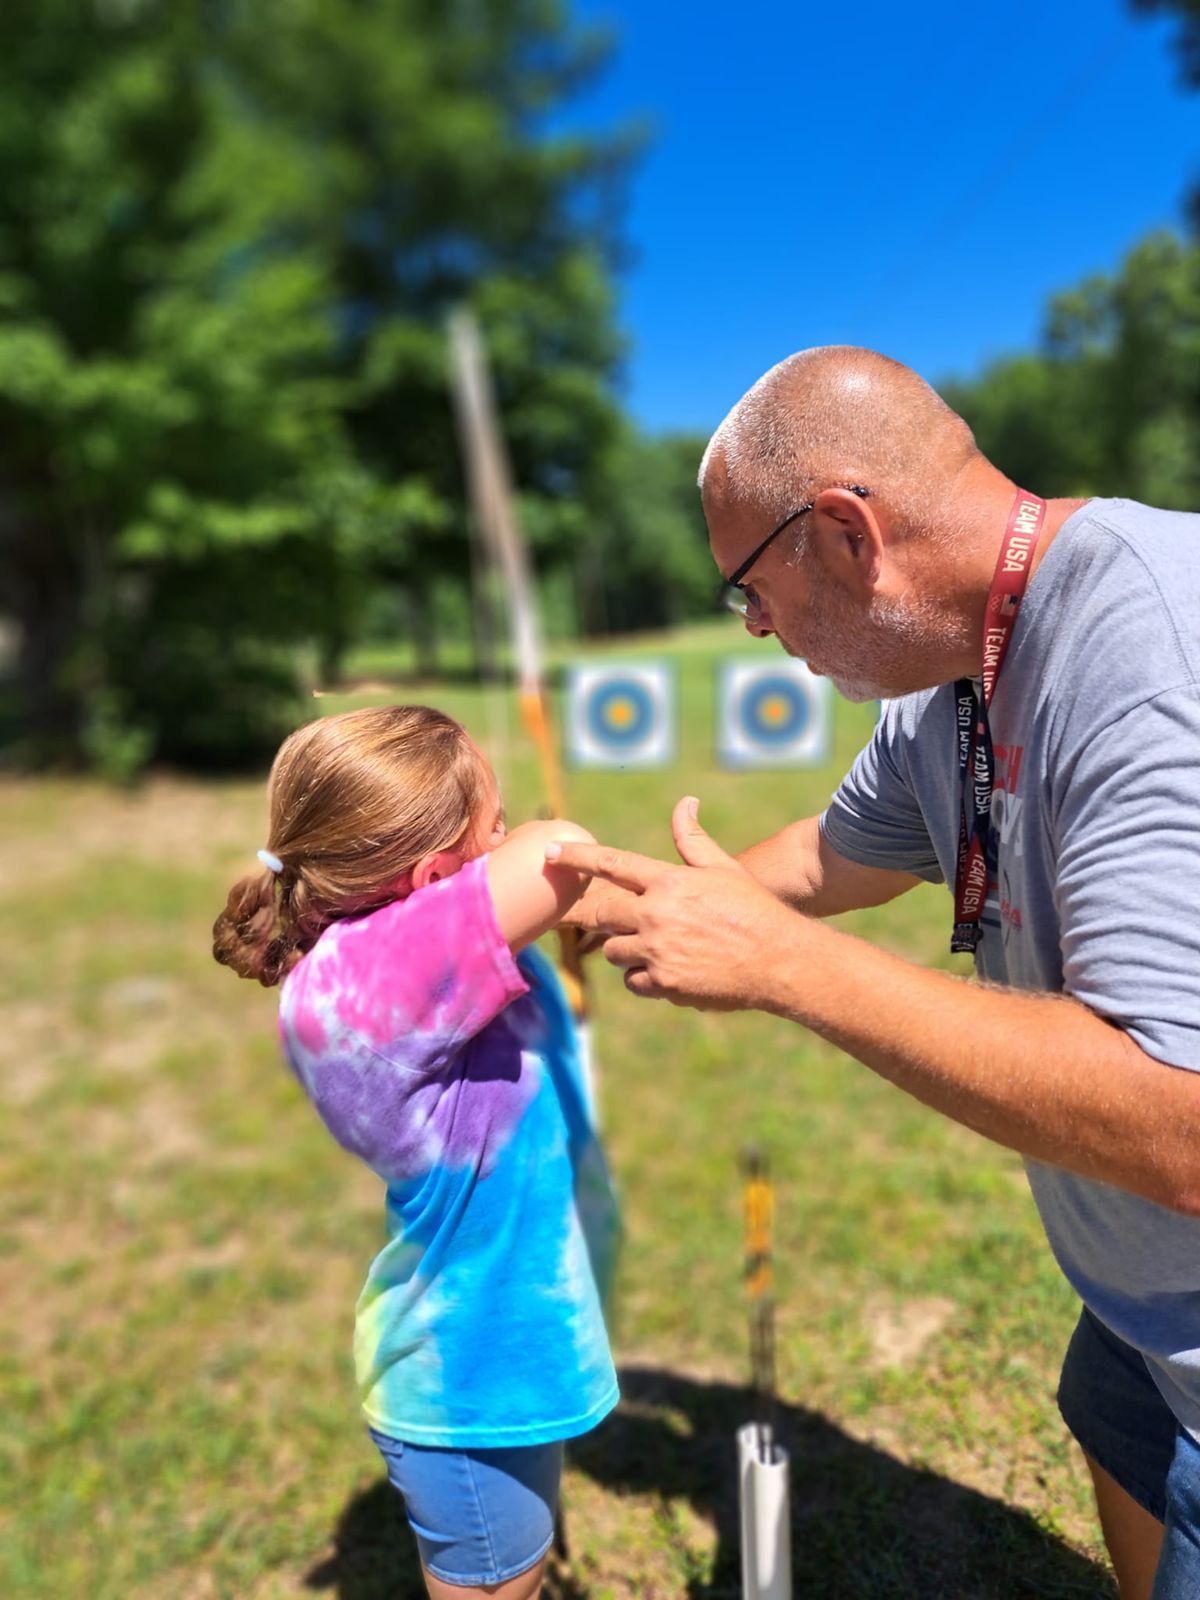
277, 856, 619, 1447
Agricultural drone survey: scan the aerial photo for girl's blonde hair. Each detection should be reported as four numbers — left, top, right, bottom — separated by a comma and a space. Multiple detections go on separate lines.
212, 705, 486, 987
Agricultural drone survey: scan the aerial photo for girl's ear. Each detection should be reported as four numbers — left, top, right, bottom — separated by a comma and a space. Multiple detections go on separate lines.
410, 848, 466, 892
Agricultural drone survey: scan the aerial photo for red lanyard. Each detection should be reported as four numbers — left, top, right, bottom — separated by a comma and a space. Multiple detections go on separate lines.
950, 490, 1046, 954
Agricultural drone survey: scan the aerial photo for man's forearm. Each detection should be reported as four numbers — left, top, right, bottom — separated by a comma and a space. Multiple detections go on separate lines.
763, 915, 1200, 1213
737, 818, 824, 908
548, 824, 1200, 1211
738, 816, 921, 918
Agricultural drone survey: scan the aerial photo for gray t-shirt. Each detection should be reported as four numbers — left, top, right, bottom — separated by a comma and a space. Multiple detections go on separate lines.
822, 497, 1200, 1434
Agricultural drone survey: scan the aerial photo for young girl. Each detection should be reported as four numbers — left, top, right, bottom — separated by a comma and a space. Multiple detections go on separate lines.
213, 704, 618, 1599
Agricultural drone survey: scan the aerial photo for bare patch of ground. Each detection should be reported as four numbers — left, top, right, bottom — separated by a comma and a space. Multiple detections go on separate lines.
0, 774, 263, 898
864, 1293, 957, 1370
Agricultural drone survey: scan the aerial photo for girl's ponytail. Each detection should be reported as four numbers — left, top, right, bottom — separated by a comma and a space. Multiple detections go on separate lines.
212, 869, 299, 988
212, 705, 484, 987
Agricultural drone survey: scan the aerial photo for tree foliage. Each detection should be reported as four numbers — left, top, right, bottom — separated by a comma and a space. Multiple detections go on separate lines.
0, 0, 635, 771
578, 429, 715, 636
942, 232, 1200, 510
951, 12, 1200, 511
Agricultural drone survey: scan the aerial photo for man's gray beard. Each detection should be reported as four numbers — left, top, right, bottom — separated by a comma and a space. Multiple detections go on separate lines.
776, 633, 882, 700
830, 674, 882, 704
780, 586, 972, 703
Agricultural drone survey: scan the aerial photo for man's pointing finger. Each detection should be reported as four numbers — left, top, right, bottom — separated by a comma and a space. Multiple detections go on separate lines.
543, 840, 667, 893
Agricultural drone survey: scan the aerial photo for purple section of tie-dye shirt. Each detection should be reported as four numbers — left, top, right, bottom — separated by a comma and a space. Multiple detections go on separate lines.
278, 857, 537, 1183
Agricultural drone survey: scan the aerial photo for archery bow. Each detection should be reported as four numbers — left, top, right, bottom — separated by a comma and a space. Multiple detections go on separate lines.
447, 308, 586, 1019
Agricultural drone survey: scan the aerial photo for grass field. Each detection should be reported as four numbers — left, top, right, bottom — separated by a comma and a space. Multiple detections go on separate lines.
1, 619, 1116, 1597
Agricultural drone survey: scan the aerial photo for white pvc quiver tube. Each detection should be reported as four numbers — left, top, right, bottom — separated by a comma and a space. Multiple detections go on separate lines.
737, 1423, 792, 1600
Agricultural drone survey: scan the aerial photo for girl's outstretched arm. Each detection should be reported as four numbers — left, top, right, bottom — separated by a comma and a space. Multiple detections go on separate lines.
485, 820, 595, 953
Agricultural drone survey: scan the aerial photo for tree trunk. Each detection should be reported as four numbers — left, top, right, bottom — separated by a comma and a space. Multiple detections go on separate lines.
411, 600, 439, 680
575, 542, 609, 637
2, 497, 87, 762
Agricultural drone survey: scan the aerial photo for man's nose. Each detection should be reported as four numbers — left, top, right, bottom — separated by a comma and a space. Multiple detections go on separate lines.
746, 613, 775, 640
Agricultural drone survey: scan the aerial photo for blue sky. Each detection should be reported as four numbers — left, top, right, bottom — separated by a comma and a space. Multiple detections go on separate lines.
559, 0, 1198, 435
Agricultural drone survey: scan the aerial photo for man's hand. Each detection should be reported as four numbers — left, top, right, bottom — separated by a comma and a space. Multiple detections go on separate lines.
558, 876, 639, 957
545, 796, 807, 1009
559, 875, 633, 930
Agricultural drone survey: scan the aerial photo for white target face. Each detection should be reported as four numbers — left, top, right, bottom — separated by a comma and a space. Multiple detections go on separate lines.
565, 663, 675, 769
716, 659, 832, 768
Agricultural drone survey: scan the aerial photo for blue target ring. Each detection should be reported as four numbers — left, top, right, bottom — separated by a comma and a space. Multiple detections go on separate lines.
586, 679, 654, 748
741, 677, 811, 745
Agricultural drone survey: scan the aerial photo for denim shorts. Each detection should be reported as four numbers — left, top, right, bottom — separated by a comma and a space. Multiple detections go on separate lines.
368, 1427, 562, 1586
1058, 1305, 1200, 1598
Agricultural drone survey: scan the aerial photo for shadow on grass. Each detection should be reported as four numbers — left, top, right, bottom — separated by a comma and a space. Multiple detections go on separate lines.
305, 1363, 1115, 1599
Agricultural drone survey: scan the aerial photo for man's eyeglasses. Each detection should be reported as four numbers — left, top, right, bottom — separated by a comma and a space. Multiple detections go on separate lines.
718, 485, 871, 621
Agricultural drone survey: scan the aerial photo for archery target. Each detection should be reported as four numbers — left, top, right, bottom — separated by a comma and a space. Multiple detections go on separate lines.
565, 663, 675, 769
716, 659, 832, 768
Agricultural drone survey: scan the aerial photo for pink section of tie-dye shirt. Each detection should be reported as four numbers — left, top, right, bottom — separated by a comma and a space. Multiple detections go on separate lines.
278, 856, 536, 1183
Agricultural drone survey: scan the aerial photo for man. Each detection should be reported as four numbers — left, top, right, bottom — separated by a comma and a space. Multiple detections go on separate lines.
549, 347, 1200, 1599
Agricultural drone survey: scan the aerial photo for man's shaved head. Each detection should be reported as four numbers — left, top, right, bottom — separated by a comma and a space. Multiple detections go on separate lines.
699, 347, 991, 700
699, 346, 978, 536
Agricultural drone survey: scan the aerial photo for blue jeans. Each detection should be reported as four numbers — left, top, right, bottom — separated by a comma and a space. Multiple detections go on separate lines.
368, 1427, 562, 1586
1058, 1305, 1200, 1597
1155, 1429, 1200, 1599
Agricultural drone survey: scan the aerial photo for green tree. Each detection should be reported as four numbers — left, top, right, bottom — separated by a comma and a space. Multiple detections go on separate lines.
222, 0, 637, 675
0, 1, 362, 771
943, 232, 1200, 510
0, 0, 635, 771
577, 429, 715, 636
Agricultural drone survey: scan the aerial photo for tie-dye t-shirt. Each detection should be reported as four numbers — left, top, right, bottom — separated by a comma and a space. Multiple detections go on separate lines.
277, 855, 619, 1448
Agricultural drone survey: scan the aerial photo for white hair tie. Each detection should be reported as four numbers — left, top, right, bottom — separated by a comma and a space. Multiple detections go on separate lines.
257, 849, 284, 875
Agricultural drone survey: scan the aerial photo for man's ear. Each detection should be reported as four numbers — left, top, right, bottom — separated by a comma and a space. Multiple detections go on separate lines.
810, 486, 884, 594
411, 848, 466, 892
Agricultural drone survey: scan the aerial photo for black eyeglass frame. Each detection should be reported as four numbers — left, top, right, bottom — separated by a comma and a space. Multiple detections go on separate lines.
719, 484, 871, 617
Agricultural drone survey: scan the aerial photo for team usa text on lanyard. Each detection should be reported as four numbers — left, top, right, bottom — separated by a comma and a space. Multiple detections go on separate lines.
950, 491, 1046, 955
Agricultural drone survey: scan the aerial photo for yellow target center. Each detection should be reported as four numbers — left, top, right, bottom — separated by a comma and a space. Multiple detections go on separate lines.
607, 698, 636, 728
761, 695, 789, 726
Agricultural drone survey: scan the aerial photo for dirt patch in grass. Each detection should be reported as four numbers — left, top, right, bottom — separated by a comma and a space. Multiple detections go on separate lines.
0, 774, 262, 899
78, 1084, 210, 1168
0, 1000, 64, 1105
864, 1294, 957, 1370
